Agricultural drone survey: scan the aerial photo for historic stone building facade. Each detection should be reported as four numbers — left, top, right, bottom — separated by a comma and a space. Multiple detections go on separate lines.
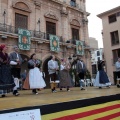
0, 0, 91, 86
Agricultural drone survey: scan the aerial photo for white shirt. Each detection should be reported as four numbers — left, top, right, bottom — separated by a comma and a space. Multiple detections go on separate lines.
60, 64, 65, 70
80, 61, 83, 68
16, 52, 19, 60
51, 60, 56, 69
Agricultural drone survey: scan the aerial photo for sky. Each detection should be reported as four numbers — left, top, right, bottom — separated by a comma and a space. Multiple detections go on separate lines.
86, 0, 120, 48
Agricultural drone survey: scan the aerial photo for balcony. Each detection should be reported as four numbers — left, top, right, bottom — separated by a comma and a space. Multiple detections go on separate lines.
66, 39, 85, 46
0, 23, 63, 42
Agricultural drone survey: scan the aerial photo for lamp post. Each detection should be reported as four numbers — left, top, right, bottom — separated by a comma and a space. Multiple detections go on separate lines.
3, 10, 6, 27
37, 18, 40, 33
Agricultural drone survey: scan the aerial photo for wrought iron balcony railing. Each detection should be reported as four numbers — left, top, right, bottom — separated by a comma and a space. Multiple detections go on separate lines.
0, 23, 63, 42
66, 39, 85, 46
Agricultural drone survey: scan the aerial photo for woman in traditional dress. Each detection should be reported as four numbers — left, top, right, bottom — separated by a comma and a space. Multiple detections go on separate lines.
59, 59, 73, 91
0, 44, 15, 97
23, 53, 46, 94
94, 60, 111, 88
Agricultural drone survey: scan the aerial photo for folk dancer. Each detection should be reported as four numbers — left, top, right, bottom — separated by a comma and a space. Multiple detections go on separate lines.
94, 60, 111, 88
48, 55, 59, 93
59, 59, 72, 91
10, 45, 27, 96
23, 53, 46, 94
0, 44, 15, 97
76, 57, 86, 90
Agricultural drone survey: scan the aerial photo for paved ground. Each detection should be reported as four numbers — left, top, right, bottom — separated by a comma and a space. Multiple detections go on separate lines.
0, 86, 119, 110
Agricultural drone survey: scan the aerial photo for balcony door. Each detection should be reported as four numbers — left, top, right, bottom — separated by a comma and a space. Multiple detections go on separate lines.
15, 13, 28, 29
72, 28, 79, 40
46, 21, 56, 35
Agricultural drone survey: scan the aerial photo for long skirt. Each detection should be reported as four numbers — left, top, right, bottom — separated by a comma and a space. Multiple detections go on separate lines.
0, 65, 15, 95
23, 67, 46, 89
59, 69, 72, 88
11, 67, 21, 79
94, 71, 111, 87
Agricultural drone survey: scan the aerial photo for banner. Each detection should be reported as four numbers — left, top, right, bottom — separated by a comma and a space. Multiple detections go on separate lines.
49, 35, 59, 52
18, 28, 31, 50
76, 40, 84, 55
0, 109, 41, 120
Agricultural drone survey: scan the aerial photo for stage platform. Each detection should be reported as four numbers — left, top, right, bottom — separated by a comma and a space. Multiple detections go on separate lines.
0, 86, 119, 111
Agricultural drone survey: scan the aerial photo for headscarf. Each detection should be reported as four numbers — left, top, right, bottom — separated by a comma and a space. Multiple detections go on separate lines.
0, 44, 6, 52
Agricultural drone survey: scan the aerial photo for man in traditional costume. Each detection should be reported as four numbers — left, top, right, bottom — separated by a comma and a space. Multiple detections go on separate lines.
48, 55, 59, 93
76, 57, 86, 90
10, 45, 26, 96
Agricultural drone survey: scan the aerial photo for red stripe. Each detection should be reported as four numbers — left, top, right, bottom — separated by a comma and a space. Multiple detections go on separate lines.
95, 112, 120, 120
53, 104, 120, 120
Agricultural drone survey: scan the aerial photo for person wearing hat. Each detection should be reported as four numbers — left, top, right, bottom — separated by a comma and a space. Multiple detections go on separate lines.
0, 44, 15, 97
115, 58, 120, 88
9, 45, 26, 96
94, 60, 111, 88
76, 56, 87, 90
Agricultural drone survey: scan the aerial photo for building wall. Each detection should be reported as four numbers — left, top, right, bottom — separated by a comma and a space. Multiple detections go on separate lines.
98, 7, 120, 84
0, 0, 91, 74
89, 37, 98, 49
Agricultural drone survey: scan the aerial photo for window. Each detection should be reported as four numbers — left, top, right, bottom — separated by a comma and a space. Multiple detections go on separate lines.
112, 49, 120, 64
116, 12, 120, 17
70, 0, 76, 7
97, 57, 100, 61
46, 21, 56, 35
108, 14, 117, 23
72, 28, 79, 40
92, 65, 97, 74
97, 51, 100, 56
15, 13, 28, 29
110, 31, 119, 45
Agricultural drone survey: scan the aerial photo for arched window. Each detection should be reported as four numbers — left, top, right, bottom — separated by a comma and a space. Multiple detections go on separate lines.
44, 12, 58, 38
13, 1, 31, 29
70, 19, 80, 43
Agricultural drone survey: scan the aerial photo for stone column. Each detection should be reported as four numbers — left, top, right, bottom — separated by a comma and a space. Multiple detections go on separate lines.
61, 5, 68, 41
34, 1, 41, 31
61, 5, 68, 58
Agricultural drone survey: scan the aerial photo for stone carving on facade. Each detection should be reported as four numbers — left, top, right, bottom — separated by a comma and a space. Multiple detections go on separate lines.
12, 0, 31, 12
34, 0, 41, 10
60, 4, 68, 17
44, 12, 58, 21
70, 19, 80, 27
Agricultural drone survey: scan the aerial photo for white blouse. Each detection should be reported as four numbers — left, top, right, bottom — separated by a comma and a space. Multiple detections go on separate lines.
60, 64, 65, 70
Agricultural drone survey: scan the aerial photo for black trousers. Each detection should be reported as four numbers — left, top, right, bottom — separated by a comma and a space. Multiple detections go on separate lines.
49, 73, 57, 82
78, 72, 85, 79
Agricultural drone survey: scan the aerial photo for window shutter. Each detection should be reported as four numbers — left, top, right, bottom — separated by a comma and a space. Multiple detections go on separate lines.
46, 21, 56, 35
15, 13, 28, 29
